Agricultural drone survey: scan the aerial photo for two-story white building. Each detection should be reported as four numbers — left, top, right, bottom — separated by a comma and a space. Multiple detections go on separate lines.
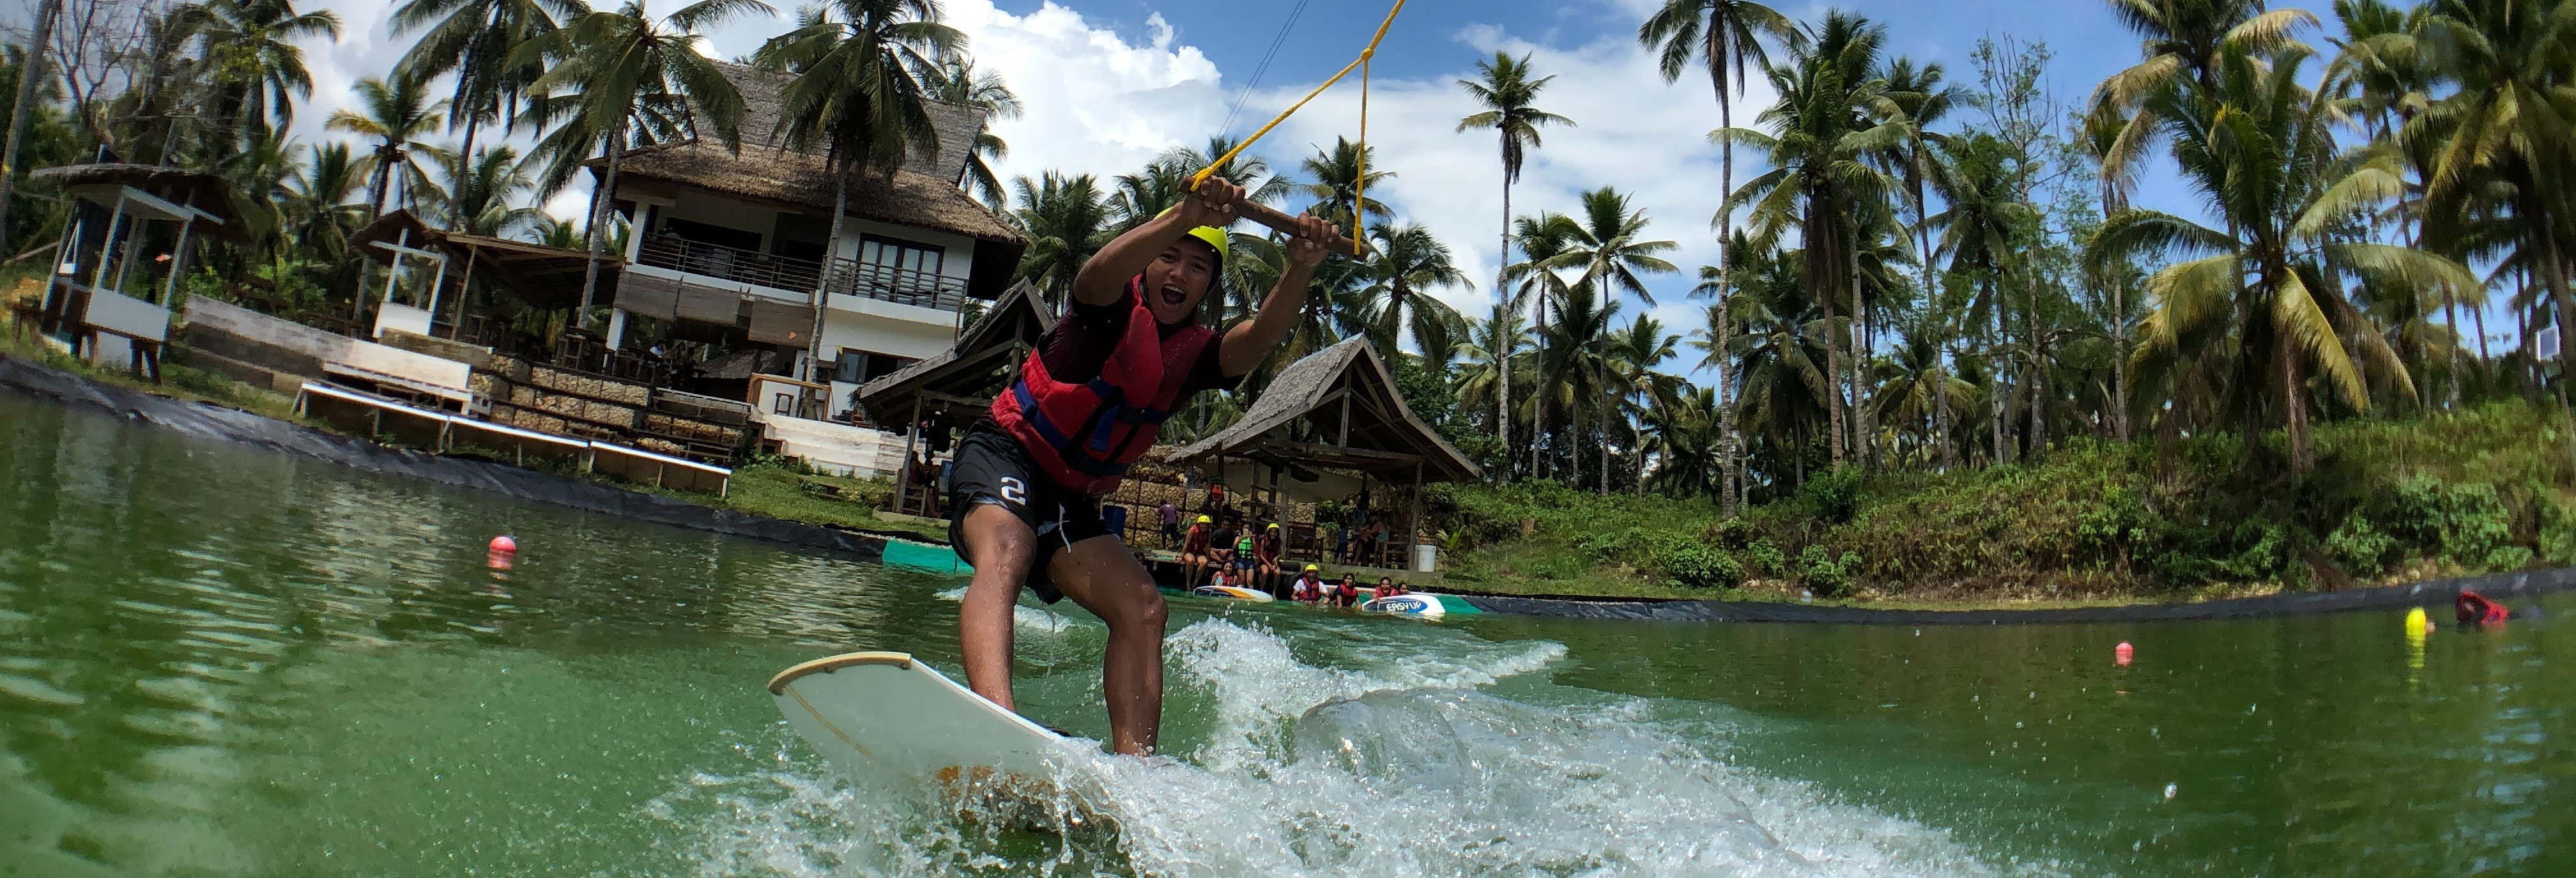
598, 62, 1026, 423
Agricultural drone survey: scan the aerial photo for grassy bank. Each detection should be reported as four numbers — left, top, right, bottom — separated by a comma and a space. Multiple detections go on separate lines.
1429, 402, 2576, 606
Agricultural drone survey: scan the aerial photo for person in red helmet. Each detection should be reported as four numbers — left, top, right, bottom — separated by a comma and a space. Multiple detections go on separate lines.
2455, 590, 2510, 626
946, 178, 1340, 756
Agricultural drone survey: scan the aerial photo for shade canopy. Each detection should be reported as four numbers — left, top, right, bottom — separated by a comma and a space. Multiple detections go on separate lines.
1164, 337, 1481, 484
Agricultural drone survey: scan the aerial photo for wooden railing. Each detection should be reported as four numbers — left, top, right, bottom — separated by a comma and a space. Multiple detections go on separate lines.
637, 233, 971, 312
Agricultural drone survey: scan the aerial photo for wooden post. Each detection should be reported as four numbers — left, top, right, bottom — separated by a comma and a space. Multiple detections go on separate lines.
1406, 461, 1423, 574
451, 242, 480, 339
89, 192, 126, 295
897, 397, 923, 514
156, 220, 195, 306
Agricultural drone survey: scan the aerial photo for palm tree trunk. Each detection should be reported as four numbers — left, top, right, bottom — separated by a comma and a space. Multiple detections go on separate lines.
1988, 273, 2008, 466
808, 164, 853, 383
1498, 163, 1512, 482
2471, 279, 2493, 394
1533, 295, 1552, 481
456, 112, 484, 222
1717, 62, 1741, 508
1935, 346, 1956, 470
2283, 343, 2313, 474
0, 0, 63, 253
1850, 239, 1871, 471
1598, 387, 1611, 496
2024, 265, 2046, 458
1809, 200, 1846, 468
2112, 275, 2131, 442
1717, 294, 1738, 514
577, 126, 625, 320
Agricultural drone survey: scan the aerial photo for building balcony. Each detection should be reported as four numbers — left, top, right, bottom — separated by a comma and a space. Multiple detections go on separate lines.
634, 234, 969, 313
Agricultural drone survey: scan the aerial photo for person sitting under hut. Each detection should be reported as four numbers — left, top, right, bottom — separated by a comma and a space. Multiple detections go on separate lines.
1181, 515, 1216, 588
1254, 523, 1285, 596
1209, 518, 1240, 583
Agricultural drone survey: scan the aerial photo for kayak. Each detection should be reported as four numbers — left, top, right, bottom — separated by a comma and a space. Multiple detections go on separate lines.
1361, 594, 1444, 618
1192, 585, 1275, 602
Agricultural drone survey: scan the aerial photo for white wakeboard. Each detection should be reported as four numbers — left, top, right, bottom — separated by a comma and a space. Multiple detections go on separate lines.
769, 651, 1098, 810
1192, 585, 1275, 602
1362, 594, 1445, 617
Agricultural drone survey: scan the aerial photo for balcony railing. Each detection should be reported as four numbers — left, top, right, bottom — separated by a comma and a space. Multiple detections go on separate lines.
638, 234, 822, 295
636, 233, 970, 313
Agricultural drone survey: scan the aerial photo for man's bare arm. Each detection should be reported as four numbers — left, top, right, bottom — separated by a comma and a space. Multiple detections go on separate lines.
1218, 213, 1341, 376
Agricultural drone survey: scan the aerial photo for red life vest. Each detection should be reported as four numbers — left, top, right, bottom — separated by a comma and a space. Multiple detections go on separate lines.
990, 277, 1218, 494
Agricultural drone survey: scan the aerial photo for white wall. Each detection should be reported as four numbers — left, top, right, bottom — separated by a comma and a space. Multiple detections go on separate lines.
820, 298, 953, 359
751, 410, 910, 479
186, 297, 471, 392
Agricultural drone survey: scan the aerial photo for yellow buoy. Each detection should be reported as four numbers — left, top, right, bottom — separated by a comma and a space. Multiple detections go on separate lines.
2405, 606, 2428, 679
2405, 606, 2428, 631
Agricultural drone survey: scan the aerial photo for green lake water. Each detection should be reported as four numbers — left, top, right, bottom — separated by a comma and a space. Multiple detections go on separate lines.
3, 391, 2570, 876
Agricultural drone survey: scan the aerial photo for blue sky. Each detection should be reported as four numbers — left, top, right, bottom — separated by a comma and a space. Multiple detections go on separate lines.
39, 0, 2511, 372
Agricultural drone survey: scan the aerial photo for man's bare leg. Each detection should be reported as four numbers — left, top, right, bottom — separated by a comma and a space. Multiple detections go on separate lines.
1048, 535, 1168, 755
957, 504, 1036, 712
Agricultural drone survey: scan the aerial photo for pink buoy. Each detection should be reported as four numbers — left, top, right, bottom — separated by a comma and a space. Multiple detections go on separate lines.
2115, 642, 2135, 666
489, 535, 518, 553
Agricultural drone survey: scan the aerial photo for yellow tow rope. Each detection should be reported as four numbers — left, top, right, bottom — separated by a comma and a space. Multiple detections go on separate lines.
1191, 0, 1409, 256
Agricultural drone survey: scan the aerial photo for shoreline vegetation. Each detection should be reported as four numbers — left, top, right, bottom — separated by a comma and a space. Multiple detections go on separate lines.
13, 273, 2569, 612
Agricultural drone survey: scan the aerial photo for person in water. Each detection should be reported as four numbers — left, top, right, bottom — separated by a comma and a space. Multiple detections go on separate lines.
946, 178, 1339, 756
1376, 576, 1400, 599
1179, 514, 1215, 588
1292, 564, 1323, 602
1253, 523, 1285, 595
2456, 590, 2510, 626
1333, 573, 1359, 607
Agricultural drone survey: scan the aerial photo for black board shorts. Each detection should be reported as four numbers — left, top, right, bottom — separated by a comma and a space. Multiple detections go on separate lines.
945, 424, 1114, 604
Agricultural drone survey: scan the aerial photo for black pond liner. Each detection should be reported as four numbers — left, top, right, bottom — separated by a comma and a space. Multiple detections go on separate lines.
9, 355, 2570, 625
1457, 564, 2571, 624
0, 355, 893, 564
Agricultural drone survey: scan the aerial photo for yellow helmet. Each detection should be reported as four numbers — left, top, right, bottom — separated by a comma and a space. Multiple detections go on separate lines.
1266, 523, 1281, 530
1305, 564, 1320, 572
1195, 514, 1211, 524
1157, 206, 1230, 262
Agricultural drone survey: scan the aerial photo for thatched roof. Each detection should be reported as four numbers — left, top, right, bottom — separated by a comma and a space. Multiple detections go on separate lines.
719, 61, 986, 183
1166, 338, 1482, 482
605, 141, 1021, 250
30, 163, 247, 241
855, 280, 1055, 422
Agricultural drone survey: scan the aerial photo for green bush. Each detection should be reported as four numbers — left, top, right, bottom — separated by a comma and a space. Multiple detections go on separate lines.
1798, 544, 1859, 597
1803, 466, 1863, 523
2379, 478, 2526, 572
1644, 532, 1742, 589
2540, 500, 2576, 567
2325, 512, 2396, 576
1742, 538, 1786, 578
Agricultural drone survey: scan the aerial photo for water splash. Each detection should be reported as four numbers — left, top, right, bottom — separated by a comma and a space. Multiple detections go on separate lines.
658, 620, 2024, 876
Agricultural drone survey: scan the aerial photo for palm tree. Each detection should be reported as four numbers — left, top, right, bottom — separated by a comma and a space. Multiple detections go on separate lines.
1458, 50, 1574, 478
1927, 132, 2034, 465
1455, 302, 1529, 451
1540, 280, 1624, 492
923, 55, 1021, 209
517, 0, 772, 320
1609, 313, 1683, 494
1871, 327, 1975, 468
1547, 187, 1683, 307
1009, 171, 1110, 303
391, 0, 567, 220
1358, 221, 1470, 355
192, 0, 344, 146
438, 146, 548, 238
2410, 0, 2576, 399
1507, 212, 1580, 479
1713, 12, 1906, 469
1107, 158, 1192, 233
755, 0, 960, 374
325, 75, 452, 220
1639, 0, 1798, 474
1726, 245, 1834, 489
1296, 137, 1393, 231
2087, 44, 2474, 472
2087, 0, 2318, 206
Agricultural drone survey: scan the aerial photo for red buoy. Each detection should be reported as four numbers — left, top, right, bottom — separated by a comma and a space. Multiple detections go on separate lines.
489, 535, 518, 553
2115, 642, 2135, 666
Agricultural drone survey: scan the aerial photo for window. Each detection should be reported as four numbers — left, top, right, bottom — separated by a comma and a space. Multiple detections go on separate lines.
859, 235, 944, 275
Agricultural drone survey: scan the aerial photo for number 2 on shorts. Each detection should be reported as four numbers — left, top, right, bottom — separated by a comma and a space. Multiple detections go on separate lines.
998, 477, 1027, 506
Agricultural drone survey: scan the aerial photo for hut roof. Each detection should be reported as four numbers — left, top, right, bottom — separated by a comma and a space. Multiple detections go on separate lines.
1165, 338, 1482, 483
855, 280, 1055, 422
349, 210, 612, 311
30, 164, 247, 241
